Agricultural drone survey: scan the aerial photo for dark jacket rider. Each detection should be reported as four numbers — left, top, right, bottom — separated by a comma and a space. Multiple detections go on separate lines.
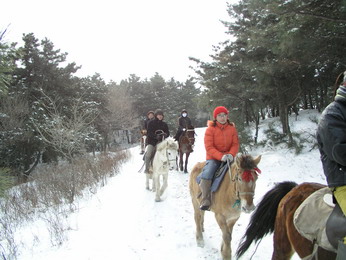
174, 109, 192, 141
144, 109, 170, 173
316, 72, 346, 259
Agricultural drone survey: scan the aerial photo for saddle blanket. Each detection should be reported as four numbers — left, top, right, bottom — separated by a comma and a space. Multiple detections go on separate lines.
293, 187, 337, 253
196, 163, 228, 193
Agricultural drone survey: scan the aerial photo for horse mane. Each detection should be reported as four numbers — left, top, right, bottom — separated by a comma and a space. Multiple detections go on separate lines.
157, 137, 177, 151
167, 139, 178, 150
239, 154, 257, 170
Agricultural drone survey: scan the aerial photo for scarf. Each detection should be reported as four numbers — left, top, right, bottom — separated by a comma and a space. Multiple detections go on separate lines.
335, 85, 346, 103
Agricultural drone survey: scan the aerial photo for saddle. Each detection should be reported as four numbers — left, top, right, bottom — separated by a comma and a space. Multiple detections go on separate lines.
196, 162, 228, 192
294, 187, 346, 254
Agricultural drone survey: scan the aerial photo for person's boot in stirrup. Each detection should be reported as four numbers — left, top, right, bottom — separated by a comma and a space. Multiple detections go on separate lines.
199, 179, 212, 210
336, 240, 346, 260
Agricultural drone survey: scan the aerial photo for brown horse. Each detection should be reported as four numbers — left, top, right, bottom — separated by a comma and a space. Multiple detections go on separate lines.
189, 154, 261, 260
236, 181, 337, 260
178, 125, 195, 173
139, 129, 147, 155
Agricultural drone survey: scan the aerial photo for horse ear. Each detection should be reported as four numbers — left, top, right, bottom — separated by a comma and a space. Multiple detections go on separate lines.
169, 139, 178, 150
254, 155, 262, 165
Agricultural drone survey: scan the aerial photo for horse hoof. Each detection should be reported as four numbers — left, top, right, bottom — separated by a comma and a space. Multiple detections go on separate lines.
155, 197, 161, 202
197, 239, 205, 248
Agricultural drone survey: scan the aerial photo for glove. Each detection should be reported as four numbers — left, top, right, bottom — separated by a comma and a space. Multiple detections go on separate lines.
221, 154, 234, 162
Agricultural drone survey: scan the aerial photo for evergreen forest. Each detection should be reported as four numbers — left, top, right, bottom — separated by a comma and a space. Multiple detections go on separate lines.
1, 0, 345, 181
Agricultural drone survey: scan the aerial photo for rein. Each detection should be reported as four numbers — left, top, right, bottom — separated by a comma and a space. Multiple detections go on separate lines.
230, 160, 261, 203
182, 129, 195, 146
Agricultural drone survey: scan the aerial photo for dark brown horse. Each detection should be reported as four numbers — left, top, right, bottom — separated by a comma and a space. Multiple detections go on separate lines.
178, 125, 195, 173
236, 181, 337, 260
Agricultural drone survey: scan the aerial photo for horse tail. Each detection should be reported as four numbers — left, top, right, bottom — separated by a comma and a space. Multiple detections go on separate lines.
236, 181, 298, 258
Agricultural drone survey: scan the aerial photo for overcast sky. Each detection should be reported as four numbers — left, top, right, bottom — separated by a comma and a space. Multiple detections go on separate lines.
1, 0, 235, 83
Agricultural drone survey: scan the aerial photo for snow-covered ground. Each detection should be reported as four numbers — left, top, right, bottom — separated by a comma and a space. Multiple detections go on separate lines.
15, 109, 326, 259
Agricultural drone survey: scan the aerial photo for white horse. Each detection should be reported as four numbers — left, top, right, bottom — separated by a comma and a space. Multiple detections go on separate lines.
145, 137, 178, 202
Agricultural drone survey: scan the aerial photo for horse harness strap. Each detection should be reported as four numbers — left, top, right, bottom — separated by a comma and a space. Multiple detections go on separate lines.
182, 129, 195, 145
238, 192, 255, 196
231, 163, 256, 206
300, 243, 319, 260
165, 150, 176, 164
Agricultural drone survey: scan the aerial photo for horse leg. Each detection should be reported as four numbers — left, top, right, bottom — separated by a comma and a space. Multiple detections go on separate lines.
184, 152, 190, 173
192, 196, 205, 247
154, 174, 161, 202
215, 213, 235, 260
152, 180, 156, 192
140, 138, 144, 153
160, 173, 168, 197
179, 152, 184, 172
272, 209, 295, 259
145, 173, 150, 190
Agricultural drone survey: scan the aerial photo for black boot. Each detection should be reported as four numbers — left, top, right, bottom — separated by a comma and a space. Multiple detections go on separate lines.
199, 179, 212, 210
336, 240, 346, 260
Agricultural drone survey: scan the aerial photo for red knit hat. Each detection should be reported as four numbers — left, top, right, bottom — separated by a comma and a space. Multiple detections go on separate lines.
213, 106, 228, 119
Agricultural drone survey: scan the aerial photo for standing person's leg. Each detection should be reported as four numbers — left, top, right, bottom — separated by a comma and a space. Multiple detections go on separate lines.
199, 160, 221, 210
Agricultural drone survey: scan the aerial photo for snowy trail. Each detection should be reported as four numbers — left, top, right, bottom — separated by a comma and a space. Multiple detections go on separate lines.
26, 128, 248, 260
20, 110, 326, 259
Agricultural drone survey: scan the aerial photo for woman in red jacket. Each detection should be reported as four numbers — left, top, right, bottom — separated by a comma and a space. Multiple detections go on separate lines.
199, 106, 239, 210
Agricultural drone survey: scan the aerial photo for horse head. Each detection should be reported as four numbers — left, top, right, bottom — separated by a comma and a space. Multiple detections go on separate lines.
157, 137, 178, 170
232, 154, 262, 213
140, 129, 147, 136
183, 126, 195, 146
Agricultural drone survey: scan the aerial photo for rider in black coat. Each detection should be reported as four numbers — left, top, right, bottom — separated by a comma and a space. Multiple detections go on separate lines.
317, 83, 346, 187
146, 110, 169, 146
174, 109, 192, 141
317, 73, 346, 258
144, 109, 170, 173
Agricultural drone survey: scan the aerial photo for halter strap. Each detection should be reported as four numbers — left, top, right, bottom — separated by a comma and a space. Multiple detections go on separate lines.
231, 162, 258, 200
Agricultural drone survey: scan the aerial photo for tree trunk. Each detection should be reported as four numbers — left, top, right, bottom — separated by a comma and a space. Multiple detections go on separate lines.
279, 103, 293, 144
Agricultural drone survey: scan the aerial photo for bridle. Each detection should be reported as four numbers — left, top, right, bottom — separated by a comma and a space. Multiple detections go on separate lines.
155, 129, 166, 142
164, 145, 177, 169
230, 159, 260, 200
183, 128, 196, 146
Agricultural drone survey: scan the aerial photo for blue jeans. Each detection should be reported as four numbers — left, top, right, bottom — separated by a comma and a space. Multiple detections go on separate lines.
200, 159, 222, 180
